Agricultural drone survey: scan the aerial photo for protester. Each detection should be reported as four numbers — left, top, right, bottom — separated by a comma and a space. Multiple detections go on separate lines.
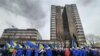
45, 47, 52, 56
12, 48, 17, 56
39, 48, 46, 56
2, 40, 100, 56
16, 49, 23, 56
8, 48, 14, 56
26, 48, 32, 56
65, 48, 70, 56
52, 48, 57, 56
34, 48, 39, 56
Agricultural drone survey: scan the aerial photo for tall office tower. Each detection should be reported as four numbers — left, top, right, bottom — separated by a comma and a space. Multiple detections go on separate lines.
50, 4, 86, 47
1, 28, 41, 41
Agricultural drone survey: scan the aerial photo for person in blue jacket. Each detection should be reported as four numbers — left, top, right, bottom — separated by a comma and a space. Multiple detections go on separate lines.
71, 48, 78, 56
34, 48, 39, 56
26, 48, 32, 56
45, 47, 52, 56
92, 49, 99, 56
80, 48, 87, 56
76, 48, 81, 56
16, 48, 23, 56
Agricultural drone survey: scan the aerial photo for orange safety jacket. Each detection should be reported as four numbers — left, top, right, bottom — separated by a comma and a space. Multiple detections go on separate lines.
65, 48, 70, 56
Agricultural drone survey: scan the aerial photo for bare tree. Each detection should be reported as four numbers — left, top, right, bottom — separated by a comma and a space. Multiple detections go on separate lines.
86, 34, 100, 47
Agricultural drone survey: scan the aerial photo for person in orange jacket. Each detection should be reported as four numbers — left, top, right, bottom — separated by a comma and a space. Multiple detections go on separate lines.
12, 48, 17, 56
65, 48, 71, 56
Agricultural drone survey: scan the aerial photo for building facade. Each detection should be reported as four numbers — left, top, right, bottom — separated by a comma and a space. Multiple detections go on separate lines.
51, 4, 86, 47
1, 28, 41, 41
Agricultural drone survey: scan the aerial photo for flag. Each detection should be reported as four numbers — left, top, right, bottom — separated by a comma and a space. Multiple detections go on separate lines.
38, 44, 44, 50
31, 41, 36, 45
9, 40, 17, 48
6, 43, 11, 48
16, 44, 23, 49
72, 38, 77, 48
72, 34, 77, 48
25, 41, 36, 48
43, 43, 50, 49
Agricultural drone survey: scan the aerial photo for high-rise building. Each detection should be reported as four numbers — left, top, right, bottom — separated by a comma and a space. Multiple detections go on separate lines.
50, 4, 86, 47
1, 28, 41, 40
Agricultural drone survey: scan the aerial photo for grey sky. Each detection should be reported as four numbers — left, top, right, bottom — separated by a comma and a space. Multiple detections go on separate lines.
0, 0, 100, 40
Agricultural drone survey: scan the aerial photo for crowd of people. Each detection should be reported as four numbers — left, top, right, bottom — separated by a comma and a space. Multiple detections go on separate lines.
0, 47, 100, 56
0, 40, 100, 56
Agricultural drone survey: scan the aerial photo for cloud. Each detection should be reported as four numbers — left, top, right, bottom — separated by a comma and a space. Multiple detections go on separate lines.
0, 0, 45, 29
77, 0, 97, 6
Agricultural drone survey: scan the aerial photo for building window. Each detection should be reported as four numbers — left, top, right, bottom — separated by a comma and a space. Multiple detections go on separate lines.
51, 26, 56, 28
78, 35, 84, 38
76, 26, 82, 28
51, 21, 56, 24
76, 23, 81, 26
51, 34, 56, 37
77, 29, 83, 32
51, 16, 55, 18
75, 21, 81, 24
51, 28, 56, 31
51, 18, 55, 20
77, 31, 84, 34
51, 19, 56, 22
77, 25, 82, 27
51, 31, 56, 34
75, 18, 80, 21
51, 24, 56, 27
78, 39, 82, 41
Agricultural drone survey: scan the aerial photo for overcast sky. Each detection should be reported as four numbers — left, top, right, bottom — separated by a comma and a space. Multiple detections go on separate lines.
0, 0, 100, 40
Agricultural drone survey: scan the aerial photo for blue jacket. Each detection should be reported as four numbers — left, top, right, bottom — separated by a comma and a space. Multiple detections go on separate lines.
26, 49, 32, 56
93, 50, 98, 56
16, 49, 23, 56
46, 49, 52, 56
35, 49, 39, 56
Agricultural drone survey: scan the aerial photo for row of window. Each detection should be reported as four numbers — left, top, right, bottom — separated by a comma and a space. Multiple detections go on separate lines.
51, 36, 56, 39
77, 31, 84, 34
76, 24, 82, 27
76, 26, 82, 28
72, 12, 79, 17
76, 23, 81, 25
51, 28, 56, 31
15, 34, 37, 35
51, 26, 56, 28
75, 21, 81, 24
51, 30, 56, 34
51, 19, 56, 21
51, 17, 56, 20
77, 18, 81, 21
6, 31, 37, 33
79, 42, 86, 45
2, 35, 37, 38
78, 38, 85, 41
2, 33, 37, 36
78, 34, 84, 38
77, 29, 83, 31
51, 13, 56, 15
51, 15, 56, 18
51, 21, 56, 24
76, 27, 83, 30
51, 34, 56, 37
51, 23, 56, 25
